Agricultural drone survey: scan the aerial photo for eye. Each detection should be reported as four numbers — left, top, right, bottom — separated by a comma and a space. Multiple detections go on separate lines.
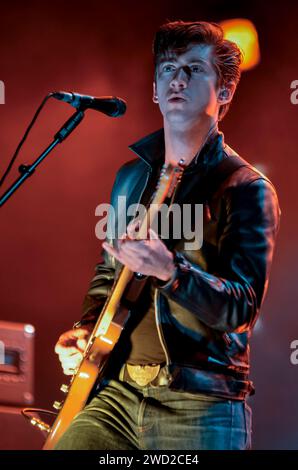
190, 65, 204, 73
162, 64, 176, 73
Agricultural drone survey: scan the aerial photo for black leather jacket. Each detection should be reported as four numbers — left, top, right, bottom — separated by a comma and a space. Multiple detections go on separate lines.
75, 127, 281, 400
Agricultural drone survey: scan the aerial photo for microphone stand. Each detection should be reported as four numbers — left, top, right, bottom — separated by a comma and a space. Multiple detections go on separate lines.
0, 109, 85, 208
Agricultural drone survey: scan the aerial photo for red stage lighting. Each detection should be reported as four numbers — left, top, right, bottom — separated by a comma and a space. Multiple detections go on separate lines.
220, 18, 261, 71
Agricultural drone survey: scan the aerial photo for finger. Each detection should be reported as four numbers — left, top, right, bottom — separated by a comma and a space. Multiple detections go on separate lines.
119, 240, 148, 257
76, 338, 88, 351
57, 353, 81, 365
72, 327, 93, 338
55, 344, 80, 355
117, 232, 129, 249
148, 228, 159, 240
61, 357, 82, 369
63, 368, 76, 376
57, 328, 92, 347
102, 242, 121, 259
126, 219, 141, 239
62, 353, 83, 365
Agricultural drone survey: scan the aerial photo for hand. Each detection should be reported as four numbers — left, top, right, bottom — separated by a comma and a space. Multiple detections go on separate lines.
54, 324, 94, 376
102, 221, 175, 282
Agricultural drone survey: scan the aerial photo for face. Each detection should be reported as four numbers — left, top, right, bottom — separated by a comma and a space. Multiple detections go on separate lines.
153, 43, 226, 126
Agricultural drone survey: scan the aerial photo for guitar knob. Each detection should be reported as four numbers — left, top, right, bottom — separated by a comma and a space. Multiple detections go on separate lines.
60, 384, 69, 393
53, 401, 63, 410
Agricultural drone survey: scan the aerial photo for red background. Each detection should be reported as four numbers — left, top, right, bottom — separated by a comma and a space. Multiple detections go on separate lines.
0, 0, 297, 449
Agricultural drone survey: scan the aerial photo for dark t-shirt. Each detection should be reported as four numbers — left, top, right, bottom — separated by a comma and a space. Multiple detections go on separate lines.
126, 282, 166, 365
124, 163, 176, 365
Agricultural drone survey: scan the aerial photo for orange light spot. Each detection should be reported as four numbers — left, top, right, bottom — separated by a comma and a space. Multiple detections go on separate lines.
220, 18, 260, 71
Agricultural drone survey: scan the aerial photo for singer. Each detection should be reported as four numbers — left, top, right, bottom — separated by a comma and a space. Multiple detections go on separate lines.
54, 20, 281, 450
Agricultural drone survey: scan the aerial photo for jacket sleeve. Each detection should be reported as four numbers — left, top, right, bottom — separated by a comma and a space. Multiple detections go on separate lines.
157, 177, 281, 333
73, 245, 116, 328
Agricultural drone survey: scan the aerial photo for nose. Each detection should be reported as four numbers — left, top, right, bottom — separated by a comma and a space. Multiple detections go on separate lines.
169, 66, 190, 91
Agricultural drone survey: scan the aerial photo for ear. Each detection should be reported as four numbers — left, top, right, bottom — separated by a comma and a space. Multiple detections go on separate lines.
152, 81, 159, 103
217, 82, 236, 105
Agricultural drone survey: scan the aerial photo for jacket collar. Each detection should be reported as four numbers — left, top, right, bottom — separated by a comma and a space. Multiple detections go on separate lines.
128, 124, 225, 174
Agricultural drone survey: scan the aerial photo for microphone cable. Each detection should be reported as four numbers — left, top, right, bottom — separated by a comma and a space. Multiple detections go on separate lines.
0, 92, 54, 188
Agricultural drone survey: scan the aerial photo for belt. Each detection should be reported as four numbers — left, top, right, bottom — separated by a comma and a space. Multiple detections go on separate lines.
119, 363, 171, 387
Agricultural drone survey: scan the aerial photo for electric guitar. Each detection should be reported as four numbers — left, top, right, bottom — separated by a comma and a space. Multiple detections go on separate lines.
41, 159, 185, 449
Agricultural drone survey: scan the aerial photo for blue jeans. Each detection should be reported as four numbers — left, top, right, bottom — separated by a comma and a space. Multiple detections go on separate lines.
54, 378, 252, 450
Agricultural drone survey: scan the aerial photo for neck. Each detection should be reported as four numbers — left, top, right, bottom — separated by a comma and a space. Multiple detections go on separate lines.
164, 118, 218, 165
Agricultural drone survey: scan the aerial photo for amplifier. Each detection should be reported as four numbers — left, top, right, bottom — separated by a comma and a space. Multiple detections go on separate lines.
0, 321, 35, 405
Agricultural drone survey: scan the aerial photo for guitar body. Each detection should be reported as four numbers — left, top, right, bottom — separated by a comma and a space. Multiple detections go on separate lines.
43, 309, 125, 449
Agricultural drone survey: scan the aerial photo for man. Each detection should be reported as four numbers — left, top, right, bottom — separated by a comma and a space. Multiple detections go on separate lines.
54, 21, 280, 450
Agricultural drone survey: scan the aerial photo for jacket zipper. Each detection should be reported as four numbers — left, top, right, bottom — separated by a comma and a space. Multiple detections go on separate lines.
154, 289, 170, 366
133, 168, 152, 220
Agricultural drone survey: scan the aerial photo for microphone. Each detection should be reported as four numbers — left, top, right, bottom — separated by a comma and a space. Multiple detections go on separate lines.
52, 91, 126, 117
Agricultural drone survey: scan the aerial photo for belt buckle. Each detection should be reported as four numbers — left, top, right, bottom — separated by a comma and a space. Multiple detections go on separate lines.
126, 364, 161, 386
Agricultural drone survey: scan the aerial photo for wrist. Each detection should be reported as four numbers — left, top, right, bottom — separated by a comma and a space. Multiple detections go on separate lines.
159, 252, 175, 282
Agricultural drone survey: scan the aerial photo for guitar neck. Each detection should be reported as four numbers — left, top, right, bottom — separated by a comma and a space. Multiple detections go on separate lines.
84, 160, 185, 353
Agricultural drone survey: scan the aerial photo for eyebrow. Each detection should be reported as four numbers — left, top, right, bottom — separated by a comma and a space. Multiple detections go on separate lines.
158, 57, 208, 66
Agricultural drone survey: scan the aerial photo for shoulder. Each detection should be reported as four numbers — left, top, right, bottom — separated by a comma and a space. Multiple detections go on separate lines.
110, 157, 148, 197
218, 143, 281, 232
115, 157, 146, 181
221, 143, 279, 196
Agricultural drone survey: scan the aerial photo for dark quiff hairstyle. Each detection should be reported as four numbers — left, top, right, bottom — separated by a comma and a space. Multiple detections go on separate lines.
152, 20, 243, 120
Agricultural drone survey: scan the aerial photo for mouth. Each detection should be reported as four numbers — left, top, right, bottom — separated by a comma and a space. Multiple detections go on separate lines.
168, 95, 187, 103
